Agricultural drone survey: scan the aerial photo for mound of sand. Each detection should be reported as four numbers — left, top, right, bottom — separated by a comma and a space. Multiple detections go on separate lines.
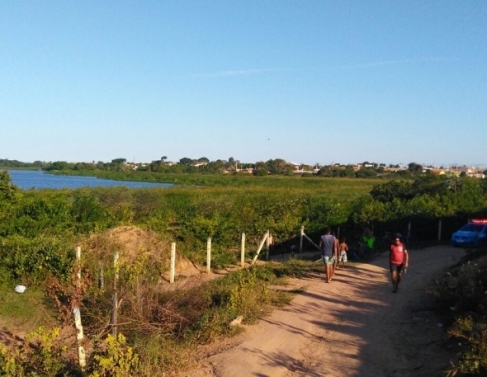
77, 226, 200, 279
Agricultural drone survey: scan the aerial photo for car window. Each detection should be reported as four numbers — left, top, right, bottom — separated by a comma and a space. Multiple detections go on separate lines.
460, 224, 485, 232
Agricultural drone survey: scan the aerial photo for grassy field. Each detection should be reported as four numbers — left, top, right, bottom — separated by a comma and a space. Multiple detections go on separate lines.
0, 285, 56, 333
52, 169, 379, 191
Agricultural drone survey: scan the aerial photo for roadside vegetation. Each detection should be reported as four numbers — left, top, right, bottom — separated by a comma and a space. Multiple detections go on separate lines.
0, 169, 486, 375
431, 245, 487, 376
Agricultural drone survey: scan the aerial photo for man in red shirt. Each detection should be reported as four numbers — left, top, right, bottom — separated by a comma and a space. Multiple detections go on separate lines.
389, 237, 409, 293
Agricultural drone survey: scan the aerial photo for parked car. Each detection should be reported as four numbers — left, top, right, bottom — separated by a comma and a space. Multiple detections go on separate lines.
451, 219, 487, 247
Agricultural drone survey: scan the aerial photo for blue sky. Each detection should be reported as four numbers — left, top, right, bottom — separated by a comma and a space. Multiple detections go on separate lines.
1, 1, 486, 167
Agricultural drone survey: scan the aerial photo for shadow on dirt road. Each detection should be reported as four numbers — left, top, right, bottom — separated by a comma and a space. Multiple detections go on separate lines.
179, 245, 464, 377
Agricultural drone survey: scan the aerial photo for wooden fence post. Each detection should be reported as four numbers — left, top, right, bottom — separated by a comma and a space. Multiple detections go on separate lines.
136, 275, 141, 312
438, 219, 442, 241
98, 262, 104, 290
170, 242, 176, 284
241, 233, 246, 267
206, 237, 212, 274
111, 251, 119, 338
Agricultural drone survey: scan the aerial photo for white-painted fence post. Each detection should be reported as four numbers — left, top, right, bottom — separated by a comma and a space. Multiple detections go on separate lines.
73, 307, 86, 369
251, 232, 269, 265
302, 231, 322, 251
75, 246, 81, 290
265, 230, 270, 261
73, 246, 86, 369
241, 233, 246, 267
207, 237, 212, 274
170, 242, 176, 283
299, 226, 304, 253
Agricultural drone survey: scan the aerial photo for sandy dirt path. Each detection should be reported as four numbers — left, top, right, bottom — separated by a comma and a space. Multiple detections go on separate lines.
178, 245, 464, 377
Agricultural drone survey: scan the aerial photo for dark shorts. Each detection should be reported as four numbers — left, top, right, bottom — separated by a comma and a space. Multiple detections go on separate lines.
390, 263, 404, 273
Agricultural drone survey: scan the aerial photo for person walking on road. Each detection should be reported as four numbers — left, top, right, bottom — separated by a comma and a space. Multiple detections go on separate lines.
319, 227, 336, 283
389, 236, 409, 293
337, 236, 349, 269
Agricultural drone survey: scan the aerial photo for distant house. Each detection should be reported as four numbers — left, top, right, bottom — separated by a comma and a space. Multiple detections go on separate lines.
471, 173, 486, 179
431, 168, 446, 175
289, 162, 303, 173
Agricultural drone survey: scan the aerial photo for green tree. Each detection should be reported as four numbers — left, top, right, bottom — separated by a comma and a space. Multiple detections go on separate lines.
45, 161, 72, 171
370, 181, 415, 202
266, 159, 288, 175
408, 162, 423, 174
207, 160, 225, 173
0, 171, 19, 202
355, 168, 377, 178
340, 167, 355, 178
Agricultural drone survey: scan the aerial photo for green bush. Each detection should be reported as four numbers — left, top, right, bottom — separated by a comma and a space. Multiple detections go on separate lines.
0, 327, 80, 377
0, 235, 74, 284
88, 334, 139, 377
446, 315, 487, 376
433, 253, 487, 376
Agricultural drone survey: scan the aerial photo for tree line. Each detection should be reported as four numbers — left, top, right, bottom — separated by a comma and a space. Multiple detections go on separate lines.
3, 157, 484, 179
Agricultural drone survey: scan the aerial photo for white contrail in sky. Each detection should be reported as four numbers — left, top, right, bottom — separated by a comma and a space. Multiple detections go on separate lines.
190, 68, 290, 78
333, 57, 454, 70
189, 57, 453, 78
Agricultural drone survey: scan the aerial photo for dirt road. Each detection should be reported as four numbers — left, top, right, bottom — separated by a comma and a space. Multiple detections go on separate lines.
179, 245, 464, 377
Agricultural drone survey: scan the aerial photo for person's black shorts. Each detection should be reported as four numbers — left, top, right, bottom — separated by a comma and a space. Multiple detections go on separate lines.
390, 263, 404, 273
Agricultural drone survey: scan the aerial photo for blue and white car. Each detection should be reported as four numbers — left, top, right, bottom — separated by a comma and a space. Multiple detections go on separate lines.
451, 219, 487, 247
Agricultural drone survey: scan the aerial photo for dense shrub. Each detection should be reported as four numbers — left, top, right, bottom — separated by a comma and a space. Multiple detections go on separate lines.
433, 250, 487, 376
0, 235, 74, 284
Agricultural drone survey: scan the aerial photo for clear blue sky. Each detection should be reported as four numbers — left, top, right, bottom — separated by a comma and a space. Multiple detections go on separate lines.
1, 1, 486, 167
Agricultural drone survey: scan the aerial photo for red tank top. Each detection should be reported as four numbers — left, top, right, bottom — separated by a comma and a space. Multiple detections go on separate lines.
390, 244, 405, 265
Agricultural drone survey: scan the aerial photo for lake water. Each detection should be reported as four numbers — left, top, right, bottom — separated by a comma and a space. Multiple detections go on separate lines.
6, 170, 173, 190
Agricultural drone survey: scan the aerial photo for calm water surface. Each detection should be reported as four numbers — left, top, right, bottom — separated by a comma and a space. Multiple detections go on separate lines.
7, 170, 173, 190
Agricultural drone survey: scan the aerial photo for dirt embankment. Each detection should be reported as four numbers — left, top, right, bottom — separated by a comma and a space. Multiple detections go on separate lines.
178, 245, 464, 377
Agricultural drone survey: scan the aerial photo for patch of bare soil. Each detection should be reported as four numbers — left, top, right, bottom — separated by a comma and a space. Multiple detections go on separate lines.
176, 245, 465, 377
78, 225, 202, 283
